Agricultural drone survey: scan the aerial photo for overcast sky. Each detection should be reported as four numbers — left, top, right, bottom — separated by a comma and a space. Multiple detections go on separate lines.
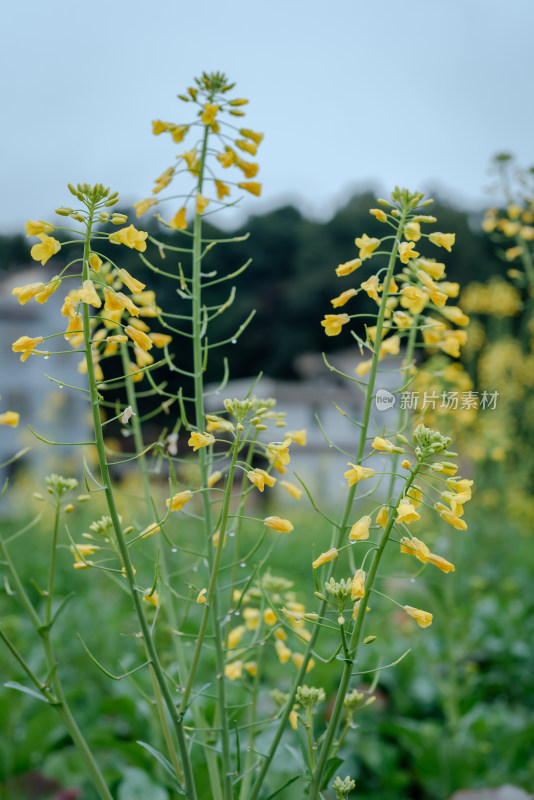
3, 0, 533, 233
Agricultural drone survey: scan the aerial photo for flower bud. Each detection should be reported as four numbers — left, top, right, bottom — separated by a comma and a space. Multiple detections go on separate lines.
111, 213, 128, 225
364, 635, 376, 644
55, 207, 72, 216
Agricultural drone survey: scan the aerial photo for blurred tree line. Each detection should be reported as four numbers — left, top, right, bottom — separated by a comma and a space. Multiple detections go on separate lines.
1, 192, 501, 391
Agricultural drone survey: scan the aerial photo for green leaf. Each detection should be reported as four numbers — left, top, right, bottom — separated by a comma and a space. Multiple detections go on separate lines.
321, 756, 344, 789
4, 681, 48, 704
264, 775, 300, 800
117, 766, 169, 800
136, 741, 184, 793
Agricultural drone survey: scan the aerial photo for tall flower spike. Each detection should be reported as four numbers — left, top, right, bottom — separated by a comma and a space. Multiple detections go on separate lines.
142, 73, 263, 225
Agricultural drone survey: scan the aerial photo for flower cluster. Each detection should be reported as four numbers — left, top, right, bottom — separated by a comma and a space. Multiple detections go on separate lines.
134, 71, 263, 230
321, 188, 469, 370
312, 424, 474, 630
12, 184, 172, 384
223, 574, 316, 681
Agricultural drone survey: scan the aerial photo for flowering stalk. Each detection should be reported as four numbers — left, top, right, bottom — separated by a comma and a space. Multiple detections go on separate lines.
248, 194, 410, 800
308, 466, 421, 798
73, 190, 197, 799
250, 188, 466, 798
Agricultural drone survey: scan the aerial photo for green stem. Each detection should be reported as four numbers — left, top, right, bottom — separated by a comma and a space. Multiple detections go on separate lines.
180, 122, 233, 800
81, 206, 197, 800
238, 621, 266, 800
248, 205, 409, 800
45, 500, 61, 625
305, 707, 316, 771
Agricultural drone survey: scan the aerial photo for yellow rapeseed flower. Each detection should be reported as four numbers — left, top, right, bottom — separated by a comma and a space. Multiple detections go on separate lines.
217, 148, 236, 168
201, 103, 220, 126
133, 198, 157, 217
237, 181, 262, 196
169, 207, 188, 230
124, 325, 153, 352
292, 653, 315, 672
196, 193, 210, 214
428, 553, 455, 573
351, 569, 366, 599
404, 605, 433, 628
215, 180, 230, 200
235, 158, 259, 178
321, 313, 350, 336
235, 138, 258, 156
197, 588, 207, 604
286, 429, 307, 446
243, 608, 260, 630
417, 258, 445, 280
30, 234, 61, 265
171, 125, 189, 143
369, 208, 387, 222
429, 232, 455, 252
336, 258, 362, 276
117, 269, 146, 294
152, 120, 173, 135
403, 222, 421, 241
109, 225, 148, 252
12, 335, 44, 362
225, 661, 243, 681
227, 625, 246, 649
349, 515, 371, 541
355, 233, 380, 260
152, 167, 174, 194
25, 220, 54, 236
247, 468, 276, 492
361, 275, 380, 301
263, 516, 294, 533
264, 608, 277, 626
435, 504, 468, 530
396, 499, 420, 524
239, 128, 263, 145
372, 436, 397, 453
12, 282, 45, 304
188, 431, 215, 451
78, 280, 102, 308
312, 548, 338, 569
344, 464, 375, 487
0, 411, 19, 427
166, 490, 193, 511
400, 536, 430, 563
376, 506, 389, 528
149, 333, 172, 348
331, 288, 358, 308
399, 241, 420, 263
275, 639, 291, 664
280, 480, 302, 500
